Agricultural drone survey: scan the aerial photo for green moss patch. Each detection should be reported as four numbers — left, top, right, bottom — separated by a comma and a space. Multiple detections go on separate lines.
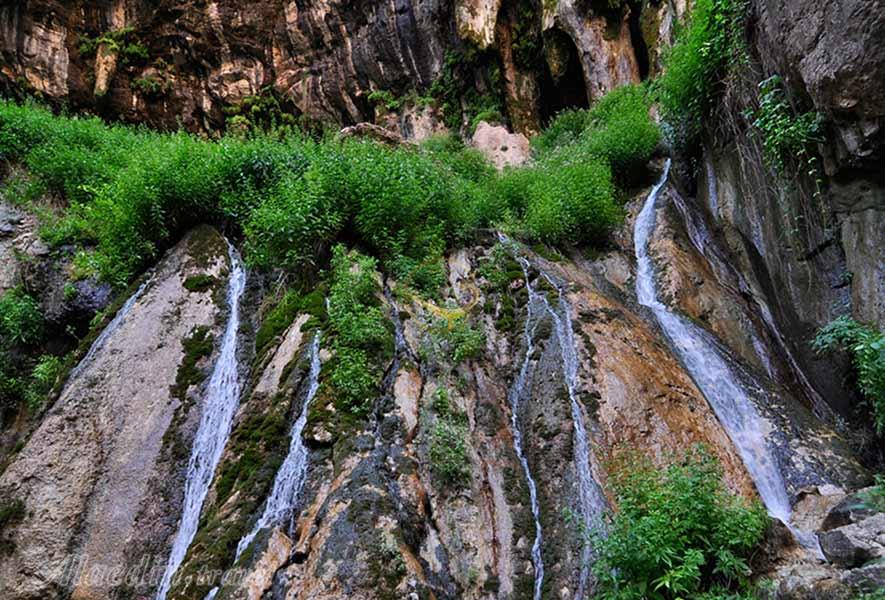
171, 326, 214, 402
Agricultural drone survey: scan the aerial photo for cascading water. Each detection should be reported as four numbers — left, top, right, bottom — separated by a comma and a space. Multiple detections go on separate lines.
633, 160, 818, 549
683, 160, 832, 421
501, 231, 609, 598
525, 263, 608, 598
155, 243, 247, 600
507, 265, 546, 600
234, 330, 322, 559
67, 274, 154, 383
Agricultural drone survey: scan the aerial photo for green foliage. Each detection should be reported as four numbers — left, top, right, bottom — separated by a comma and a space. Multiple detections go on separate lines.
325, 246, 392, 414
182, 274, 217, 293
367, 90, 402, 112
171, 326, 214, 401
654, 0, 747, 146
813, 317, 885, 434
531, 109, 590, 156
429, 50, 505, 131
428, 391, 470, 489
856, 474, 885, 513
0, 288, 43, 347
79, 27, 148, 65
429, 419, 470, 487
25, 354, 62, 410
750, 76, 823, 173
0, 97, 636, 289
501, 155, 618, 245
591, 448, 769, 600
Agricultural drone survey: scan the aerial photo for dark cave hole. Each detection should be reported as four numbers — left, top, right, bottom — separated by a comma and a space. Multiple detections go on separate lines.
539, 29, 590, 125
628, 1, 651, 80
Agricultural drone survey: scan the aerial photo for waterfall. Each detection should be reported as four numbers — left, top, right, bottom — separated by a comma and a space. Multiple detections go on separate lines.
678, 162, 833, 421
525, 263, 608, 598
155, 243, 247, 600
234, 330, 322, 559
633, 160, 817, 547
67, 274, 154, 383
508, 261, 547, 600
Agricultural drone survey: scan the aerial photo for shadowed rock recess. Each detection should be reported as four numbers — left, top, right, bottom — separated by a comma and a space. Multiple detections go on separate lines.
0, 0, 883, 599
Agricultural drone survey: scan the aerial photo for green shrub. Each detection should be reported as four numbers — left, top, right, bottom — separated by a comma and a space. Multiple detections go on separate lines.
813, 317, 885, 434
25, 354, 62, 409
0, 98, 627, 291
517, 157, 618, 245
531, 109, 590, 156
751, 75, 823, 173
0, 288, 43, 348
429, 418, 470, 488
325, 246, 392, 414
580, 84, 661, 179
591, 448, 768, 600
654, 0, 747, 145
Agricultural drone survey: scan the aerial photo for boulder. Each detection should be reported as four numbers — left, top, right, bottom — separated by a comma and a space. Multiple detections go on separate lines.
819, 512, 885, 568
471, 121, 530, 170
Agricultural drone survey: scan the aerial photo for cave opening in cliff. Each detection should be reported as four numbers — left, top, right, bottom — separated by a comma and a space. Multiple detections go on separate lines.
628, 1, 650, 80
539, 29, 589, 125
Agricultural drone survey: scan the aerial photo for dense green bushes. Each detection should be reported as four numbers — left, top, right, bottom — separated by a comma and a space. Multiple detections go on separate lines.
654, 0, 746, 145
592, 449, 768, 600
750, 76, 823, 173
0, 288, 53, 410
325, 246, 392, 414
814, 317, 885, 435
0, 94, 659, 289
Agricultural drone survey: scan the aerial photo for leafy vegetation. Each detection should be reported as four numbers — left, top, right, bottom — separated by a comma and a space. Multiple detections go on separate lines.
324, 246, 392, 415
750, 76, 823, 173
813, 317, 885, 435
0, 288, 52, 411
78, 27, 149, 65
591, 448, 769, 600
171, 326, 214, 402
0, 95, 653, 290
428, 388, 470, 489
0, 288, 43, 347
654, 0, 747, 146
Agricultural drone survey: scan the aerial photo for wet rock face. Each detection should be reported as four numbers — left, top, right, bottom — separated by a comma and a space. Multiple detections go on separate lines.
755, 0, 885, 167
0, 226, 231, 600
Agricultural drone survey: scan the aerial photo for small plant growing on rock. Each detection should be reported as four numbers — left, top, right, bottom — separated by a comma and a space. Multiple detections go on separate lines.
750, 75, 823, 176
813, 317, 885, 435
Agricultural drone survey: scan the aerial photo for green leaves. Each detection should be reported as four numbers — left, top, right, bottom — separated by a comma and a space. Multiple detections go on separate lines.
0, 288, 43, 348
750, 75, 823, 174
654, 0, 748, 148
591, 448, 768, 600
814, 316, 885, 434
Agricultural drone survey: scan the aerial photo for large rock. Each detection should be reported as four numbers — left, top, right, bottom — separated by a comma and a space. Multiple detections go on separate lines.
0, 226, 232, 600
471, 121, 530, 170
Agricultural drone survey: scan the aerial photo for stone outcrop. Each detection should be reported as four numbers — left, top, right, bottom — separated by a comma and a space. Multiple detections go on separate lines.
0, 0, 648, 135
0, 226, 232, 600
471, 121, 530, 169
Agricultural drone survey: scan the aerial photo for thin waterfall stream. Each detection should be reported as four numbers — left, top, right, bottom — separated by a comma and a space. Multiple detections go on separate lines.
508, 261, 547, 600
67, 274, 154, 383
235, 330, 322, 558
633, 160, 819, 550
503, 233, 608, 599
156, 242, 247, 600
526, 263, 608, 598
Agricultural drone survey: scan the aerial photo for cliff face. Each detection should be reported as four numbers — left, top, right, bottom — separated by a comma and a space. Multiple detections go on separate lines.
695, 0, 885, 420
1, 0, 884, 599
0, 0, 648, 135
